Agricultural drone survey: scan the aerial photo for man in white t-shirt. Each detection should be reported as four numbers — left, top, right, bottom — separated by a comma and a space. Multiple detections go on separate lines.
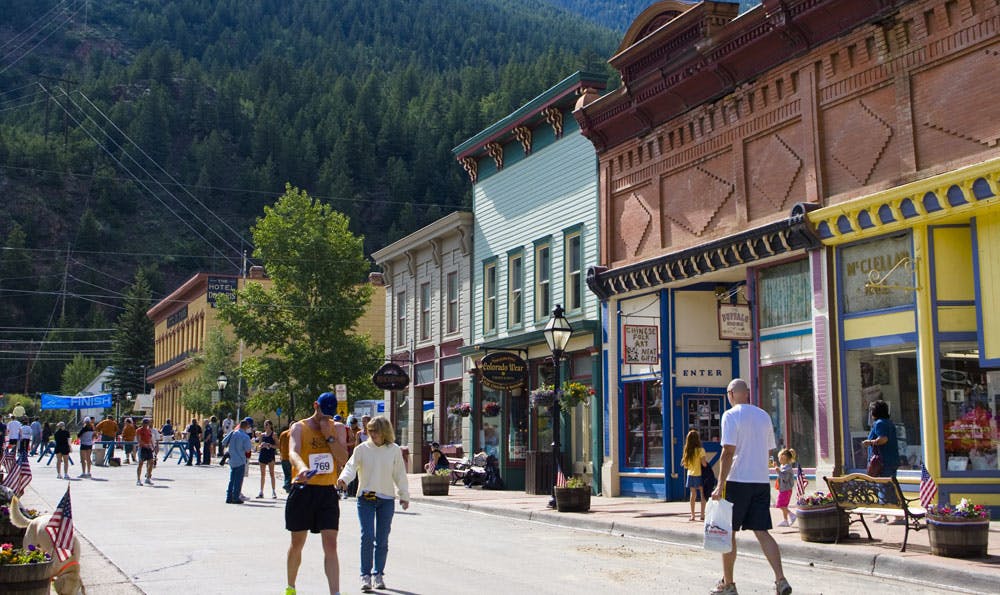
6, 416, 21, 451
710, 378, 791, 595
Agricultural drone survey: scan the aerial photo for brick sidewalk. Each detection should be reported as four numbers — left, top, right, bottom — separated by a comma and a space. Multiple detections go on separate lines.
406, 474, 1000, 594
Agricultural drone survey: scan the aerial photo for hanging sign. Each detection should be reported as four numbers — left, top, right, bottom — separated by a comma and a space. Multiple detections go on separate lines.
624, 325, 659, 365
718, 303, 752, 341
478, 352, 527, 390
372, 363, 410, 391
41, 393, 113, 410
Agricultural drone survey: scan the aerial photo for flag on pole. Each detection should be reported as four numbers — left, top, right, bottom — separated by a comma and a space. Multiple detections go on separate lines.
919, 464, 937, 508
795, 463, 808, 499
1, 450, 32, 496
554, 461, 567, 488
1, 446, 15, 474
45, 486, 74, 562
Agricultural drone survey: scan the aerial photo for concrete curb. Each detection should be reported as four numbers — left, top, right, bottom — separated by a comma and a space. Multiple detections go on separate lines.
411, 495, 996, 594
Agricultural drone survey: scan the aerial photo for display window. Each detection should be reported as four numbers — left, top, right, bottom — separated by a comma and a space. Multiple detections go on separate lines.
624, 380, 663, 468
939, 343, 999, 472
843, 344, 922, 470
393, 391, 410, 448
760, 362, 816, 468
444, 382, 463, 446
481, 387, 503, 458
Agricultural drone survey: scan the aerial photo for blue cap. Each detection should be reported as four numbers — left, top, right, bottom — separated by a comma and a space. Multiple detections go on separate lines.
317, 392, 338, 416
333, 414, 343, 422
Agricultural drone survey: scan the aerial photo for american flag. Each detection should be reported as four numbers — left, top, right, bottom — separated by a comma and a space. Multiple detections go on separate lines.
555, 461, 567, 488
919, 463, 937, 508
795, 463, 808, 499
1, 446, 15, 474
1, 450, 31, 496
45, 487, 74, 562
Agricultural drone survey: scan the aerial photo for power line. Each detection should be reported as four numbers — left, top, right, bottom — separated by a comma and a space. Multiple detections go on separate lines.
0, 1, 85, 76
0, 0, 70, 53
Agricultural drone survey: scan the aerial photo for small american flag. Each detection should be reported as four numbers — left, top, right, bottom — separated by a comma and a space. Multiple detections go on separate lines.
555, 461, 567, 488
45, 487, 74, 562
1, 450, 31, 496
919, 463, 937, 508
795, 463, 808, 499
1, 446, 15, 474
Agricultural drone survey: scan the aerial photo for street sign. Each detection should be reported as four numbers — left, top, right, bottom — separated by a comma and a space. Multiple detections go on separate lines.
276, 407, 282, 416
211, 390, 220, 404
337, 400, 349, 418
335, 384, 347, 400
372, 363, 409, 391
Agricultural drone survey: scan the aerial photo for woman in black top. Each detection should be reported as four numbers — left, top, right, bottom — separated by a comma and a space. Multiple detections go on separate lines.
256, 419, 277, 499
185, 419, 202, 466
54, 421, 71, 479
42, 422, 53, 445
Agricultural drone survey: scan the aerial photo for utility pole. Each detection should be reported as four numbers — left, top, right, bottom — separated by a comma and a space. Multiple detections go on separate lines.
61, 242, 70, 319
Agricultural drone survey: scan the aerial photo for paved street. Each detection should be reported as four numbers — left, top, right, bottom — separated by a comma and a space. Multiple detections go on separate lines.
18, 458, 971, 595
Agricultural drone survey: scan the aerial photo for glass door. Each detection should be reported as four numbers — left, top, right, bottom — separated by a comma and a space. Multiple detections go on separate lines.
760, 362, 815, 467
624, 380, 664, 468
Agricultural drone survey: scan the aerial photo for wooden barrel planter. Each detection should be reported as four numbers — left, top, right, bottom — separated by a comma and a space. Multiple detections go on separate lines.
927, 517, 990, 558
0, 560, 54, 595
554, 486, 591, 512
0, 518, 27, 546
795, 505, 849, 543
421, 475, 450, 496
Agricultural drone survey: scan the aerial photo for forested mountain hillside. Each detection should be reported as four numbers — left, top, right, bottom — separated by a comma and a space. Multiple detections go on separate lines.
541, 0, 656, 31
0, 0, 619, 393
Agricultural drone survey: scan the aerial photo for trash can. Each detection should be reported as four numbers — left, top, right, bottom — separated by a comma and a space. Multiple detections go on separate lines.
93, 446, 107, 466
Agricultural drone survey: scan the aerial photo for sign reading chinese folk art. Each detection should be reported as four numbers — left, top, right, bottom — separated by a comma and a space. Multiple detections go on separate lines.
624, 325, 659, 365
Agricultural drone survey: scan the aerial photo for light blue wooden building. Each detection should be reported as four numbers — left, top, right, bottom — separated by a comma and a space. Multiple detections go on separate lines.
453, 72, 607, 493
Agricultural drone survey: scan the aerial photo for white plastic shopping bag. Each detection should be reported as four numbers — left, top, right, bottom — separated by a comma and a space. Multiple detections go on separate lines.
703, 499, 734, 553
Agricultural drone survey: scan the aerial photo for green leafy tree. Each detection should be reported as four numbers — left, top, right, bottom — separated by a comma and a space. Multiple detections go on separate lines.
109, 270, 155, 400
181, 328, 238, 417
61, 354, 102, 396
219, 185, 382, 421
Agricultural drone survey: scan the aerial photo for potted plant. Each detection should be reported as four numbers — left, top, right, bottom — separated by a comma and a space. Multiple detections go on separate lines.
560, 382, 593, 409
0, 487, 38, 545
421, 468, 452, 496
554, 476, 591, 512
926, 498, 990, 558
482, 401, 501, 417
529, 385, 557, 409
0, 543, 53, 595
794, 491, 848, 543
448, 403, 472, 418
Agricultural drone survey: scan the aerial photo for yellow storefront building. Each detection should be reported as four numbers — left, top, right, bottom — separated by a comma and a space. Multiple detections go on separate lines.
809, 157, 1000, 509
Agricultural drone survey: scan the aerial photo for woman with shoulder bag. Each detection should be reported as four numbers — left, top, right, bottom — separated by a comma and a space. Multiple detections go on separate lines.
861, 400, 899, 523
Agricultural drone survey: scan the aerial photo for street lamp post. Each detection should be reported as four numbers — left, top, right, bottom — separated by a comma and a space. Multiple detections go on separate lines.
543, 304, 573, 508
216, 371, 228, 412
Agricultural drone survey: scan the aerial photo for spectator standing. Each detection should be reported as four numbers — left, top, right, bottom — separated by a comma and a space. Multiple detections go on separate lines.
5, 415, 20, 452
18, 417, 32, 455
222, 419, 253, 504
30, 418, 42, 455
220, 414, 234, 456
185, 419, 203, 466
96, 415, 119, 464
78, 417, 95, 478
202, 416, 217, 465
337, 416, 410, 593
284, 392, 350, 595
257, 420, 278, 499
0, 416, 7, 447
863, 399, 900, 523
53, 422, 71, 479
710, 379, 791, 595
136, 418, 156, 486
121, 418, 138, 464
160, 419, 174, 457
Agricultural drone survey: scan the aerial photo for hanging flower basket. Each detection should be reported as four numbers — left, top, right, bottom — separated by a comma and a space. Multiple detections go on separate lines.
482, 401, 501, 417
448, 403, 472, 417
560, 382, 592, 409
529, 386, 557, 409
926, 499, 991, 558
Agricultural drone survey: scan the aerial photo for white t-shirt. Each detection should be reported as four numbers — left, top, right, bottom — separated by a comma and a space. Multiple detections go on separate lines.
6, 420, 21, 441
19, 425, 32, 440
720, 403, 776, 484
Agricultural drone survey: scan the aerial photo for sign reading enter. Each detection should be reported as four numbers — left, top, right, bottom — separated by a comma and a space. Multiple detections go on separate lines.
624, 324, 659, 365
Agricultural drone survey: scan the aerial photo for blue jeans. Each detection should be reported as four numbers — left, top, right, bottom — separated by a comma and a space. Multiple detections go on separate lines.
357, 496, 394, 576
227, 464, 246, 502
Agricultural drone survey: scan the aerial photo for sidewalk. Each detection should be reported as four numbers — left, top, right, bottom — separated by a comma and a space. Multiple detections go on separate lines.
406, 474, 1000, 594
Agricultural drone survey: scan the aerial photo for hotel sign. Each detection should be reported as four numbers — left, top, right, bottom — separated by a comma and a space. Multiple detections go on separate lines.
166, 305, 188, 328
718, 303, 752, 341
624, 325, 659, 365
478, 352, 527, 390
207, 276, 238, 308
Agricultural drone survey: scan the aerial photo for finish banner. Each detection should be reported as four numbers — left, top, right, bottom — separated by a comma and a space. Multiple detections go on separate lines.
41, 393, 113, 410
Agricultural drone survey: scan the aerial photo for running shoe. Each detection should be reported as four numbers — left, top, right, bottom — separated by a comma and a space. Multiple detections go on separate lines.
775, 577, 792, 595
360, 575, 373, 593
373, 573, 386, 589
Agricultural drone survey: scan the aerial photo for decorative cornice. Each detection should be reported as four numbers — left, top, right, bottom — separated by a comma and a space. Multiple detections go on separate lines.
484, 142, 504, 170
460, 157, 478, 183
542, 106, 564, 139
512, 126, 532, 155
587, 205, 820, 299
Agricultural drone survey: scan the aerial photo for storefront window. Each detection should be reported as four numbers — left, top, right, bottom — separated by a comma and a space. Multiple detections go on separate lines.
940, 343, 998, 472
624, 380, 663, 468
481, 387, 502, 458
844, 344, 921, 470
760, 363, 815, 467
444, 382, 463, 446
509, 394, 527, 462
394, 392, 409, 447
759, 259, 810, 328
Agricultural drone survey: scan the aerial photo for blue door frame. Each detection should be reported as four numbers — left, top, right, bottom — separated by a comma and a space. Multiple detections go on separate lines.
670, 389, 727, 500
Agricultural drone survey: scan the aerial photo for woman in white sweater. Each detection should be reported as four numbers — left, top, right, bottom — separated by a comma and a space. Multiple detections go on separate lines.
336, 416, 410, 593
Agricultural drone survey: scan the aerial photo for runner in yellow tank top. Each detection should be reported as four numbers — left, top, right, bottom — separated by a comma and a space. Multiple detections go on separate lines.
285, 392, 349, 595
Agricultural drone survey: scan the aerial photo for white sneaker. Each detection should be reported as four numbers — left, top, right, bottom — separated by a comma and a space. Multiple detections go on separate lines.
136, 480, 142, 486
57, 474, 62, 479
240, 494, 249, 501
360, 575, 373, 593
272, 491, 277, 499
789, 512, 797, 525
256, 491, 263, 499
777, 520, 790, 527
373, 573, 385, 589
145, 477, 153, 485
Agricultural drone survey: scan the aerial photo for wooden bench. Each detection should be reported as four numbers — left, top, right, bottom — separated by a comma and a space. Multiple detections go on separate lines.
447, 453, 487, 485
824, 473, 926, 552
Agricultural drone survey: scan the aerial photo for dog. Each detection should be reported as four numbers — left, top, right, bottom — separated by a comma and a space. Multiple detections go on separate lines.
9, 495, 86, 595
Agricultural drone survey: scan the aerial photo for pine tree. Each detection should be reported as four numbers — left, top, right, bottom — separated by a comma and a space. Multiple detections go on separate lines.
109, 270, 155, 400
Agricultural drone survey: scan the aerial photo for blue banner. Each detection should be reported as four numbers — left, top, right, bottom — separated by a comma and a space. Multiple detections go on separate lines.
41, 393, 113, 410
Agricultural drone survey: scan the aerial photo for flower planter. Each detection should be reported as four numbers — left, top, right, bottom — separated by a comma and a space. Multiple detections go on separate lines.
554, 486, 591, 512
0, 560, 53, 595
0, 518, 26, 546
927, 517, 989, 558
794, 505, 849, 543
421, 475, 450, 496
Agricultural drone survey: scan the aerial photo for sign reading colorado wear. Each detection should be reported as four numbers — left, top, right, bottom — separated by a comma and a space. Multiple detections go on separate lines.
478, 352, 527, 390
372, 363, 410, 391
